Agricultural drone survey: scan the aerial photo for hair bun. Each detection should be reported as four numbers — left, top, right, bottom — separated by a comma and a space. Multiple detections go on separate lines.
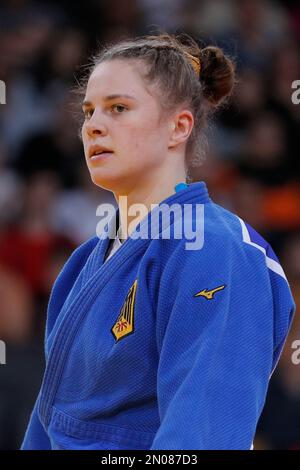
199, 46, 235, 107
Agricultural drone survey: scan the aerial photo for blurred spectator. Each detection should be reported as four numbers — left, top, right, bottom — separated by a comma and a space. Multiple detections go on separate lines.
0, 171, 75, 299
51, 162, 117, 244
0, 266, 34, 344
236, 112, 291, 186
0, 143, 23, 226
257, 234, 300, 448
265, 40, 300, 173
12, 93, 85, 187
140, 0, 186, 33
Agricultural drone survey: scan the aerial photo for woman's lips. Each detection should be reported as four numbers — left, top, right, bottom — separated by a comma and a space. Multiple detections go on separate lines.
90, 151, 114, 162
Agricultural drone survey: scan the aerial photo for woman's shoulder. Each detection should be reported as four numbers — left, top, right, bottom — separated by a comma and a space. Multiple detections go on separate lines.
205, 202, 284, 272
53, 235, 100, 293
162, 200, 286, 281
167, 201, 248, 256
69, 235, 100, 264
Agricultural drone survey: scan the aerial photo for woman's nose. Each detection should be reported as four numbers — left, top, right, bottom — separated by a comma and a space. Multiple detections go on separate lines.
85, 112, 108, 137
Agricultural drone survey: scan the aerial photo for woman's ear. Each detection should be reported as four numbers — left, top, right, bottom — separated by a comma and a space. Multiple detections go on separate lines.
168, 110, 194, 150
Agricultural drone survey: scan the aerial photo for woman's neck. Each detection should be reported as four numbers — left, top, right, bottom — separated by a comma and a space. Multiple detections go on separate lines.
114, 166, 187, 239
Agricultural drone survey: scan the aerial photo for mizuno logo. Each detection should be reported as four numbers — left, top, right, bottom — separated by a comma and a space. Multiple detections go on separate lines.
111, 280, 137, 342
194, 284, 226, 300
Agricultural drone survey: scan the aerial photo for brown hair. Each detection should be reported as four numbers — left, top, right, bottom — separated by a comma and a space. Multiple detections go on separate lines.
78, 32, 236, 181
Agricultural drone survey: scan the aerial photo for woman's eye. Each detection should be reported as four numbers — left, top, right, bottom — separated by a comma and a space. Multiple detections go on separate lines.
83, 109, 93, 119
112, 104, 127, 113
83, 104, 127, 120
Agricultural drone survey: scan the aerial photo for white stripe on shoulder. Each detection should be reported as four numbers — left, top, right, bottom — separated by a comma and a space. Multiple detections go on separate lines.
238, 217, 287, 281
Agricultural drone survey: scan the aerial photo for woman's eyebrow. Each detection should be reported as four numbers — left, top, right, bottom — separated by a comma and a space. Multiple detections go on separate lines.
82, 94, 137, 107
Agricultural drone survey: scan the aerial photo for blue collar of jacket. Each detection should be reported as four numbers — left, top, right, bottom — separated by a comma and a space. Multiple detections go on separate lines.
101, 181, 211, 242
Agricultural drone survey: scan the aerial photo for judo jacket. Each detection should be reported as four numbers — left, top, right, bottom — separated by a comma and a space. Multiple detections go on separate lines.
21, 181, 295, 450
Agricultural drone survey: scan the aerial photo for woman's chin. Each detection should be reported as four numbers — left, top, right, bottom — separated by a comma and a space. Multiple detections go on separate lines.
89, 168, 125, 192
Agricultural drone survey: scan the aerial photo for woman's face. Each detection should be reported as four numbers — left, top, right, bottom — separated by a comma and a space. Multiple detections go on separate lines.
81, 59, 173, 192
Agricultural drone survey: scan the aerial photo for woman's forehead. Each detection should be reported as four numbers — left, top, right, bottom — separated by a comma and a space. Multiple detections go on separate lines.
85, 59, 155, 103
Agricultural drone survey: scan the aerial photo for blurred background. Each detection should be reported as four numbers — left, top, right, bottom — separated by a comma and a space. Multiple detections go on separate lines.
0, 0, 299, 450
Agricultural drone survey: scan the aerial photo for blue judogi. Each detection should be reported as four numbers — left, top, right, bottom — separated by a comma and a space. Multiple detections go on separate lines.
21, 181, 295, 450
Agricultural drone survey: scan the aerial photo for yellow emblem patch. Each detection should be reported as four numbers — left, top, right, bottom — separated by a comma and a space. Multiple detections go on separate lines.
111, 280, 137, 342
194, 284, 226, 300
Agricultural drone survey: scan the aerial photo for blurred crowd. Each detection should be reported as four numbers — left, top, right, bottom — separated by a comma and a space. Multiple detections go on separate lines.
0, 0, 299, 449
